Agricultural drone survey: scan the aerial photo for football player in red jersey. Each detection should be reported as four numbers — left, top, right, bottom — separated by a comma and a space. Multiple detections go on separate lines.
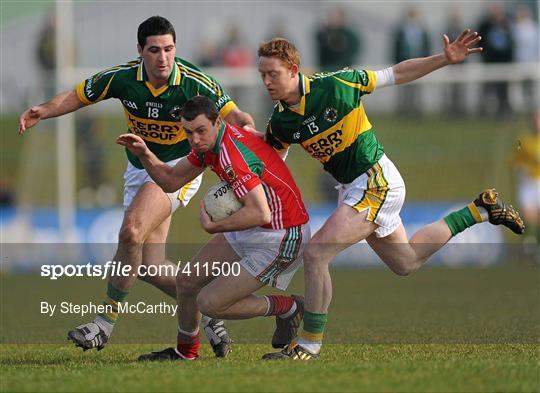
117, 96, 311, 360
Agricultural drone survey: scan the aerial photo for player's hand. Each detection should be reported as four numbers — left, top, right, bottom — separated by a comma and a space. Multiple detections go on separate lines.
237, 111, 256, 129
116, 133, 149, 157
19, 106, 44, 134
199, 201, 218, 233
243, 125, 266, 141
443, 29, 483, 64
227, 109, 256, 130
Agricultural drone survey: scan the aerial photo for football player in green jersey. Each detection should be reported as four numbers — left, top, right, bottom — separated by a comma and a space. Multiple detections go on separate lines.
18, 16, 254, 357
257, 33, 525, 360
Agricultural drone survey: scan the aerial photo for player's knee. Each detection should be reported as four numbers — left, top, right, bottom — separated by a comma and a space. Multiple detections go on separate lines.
388, 258, 417, 277
303, 244, 328, 269
197, 293, 225, 318
176, 274, 200, 297
392, 266, 412, 276
118, 223, 144, 245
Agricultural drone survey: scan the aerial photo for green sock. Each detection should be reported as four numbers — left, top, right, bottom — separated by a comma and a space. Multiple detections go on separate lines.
444, 203, 482, 236
300, 311, 328, 343
98, 282, 128, 325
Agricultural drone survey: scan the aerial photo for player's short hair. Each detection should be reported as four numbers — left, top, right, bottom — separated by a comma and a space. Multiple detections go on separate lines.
182, 96, 219, 123
137, 16, 176, 48
258, 38, 301, 69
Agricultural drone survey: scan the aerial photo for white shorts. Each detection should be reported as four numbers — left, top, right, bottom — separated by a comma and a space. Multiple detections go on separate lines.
123, 157, 202, 214
517, 173, 540, 210
224, 224, 311, 290
338, 154, 406, 238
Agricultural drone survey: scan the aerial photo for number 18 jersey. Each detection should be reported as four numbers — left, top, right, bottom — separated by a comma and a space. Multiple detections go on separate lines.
76, 57, 236, 169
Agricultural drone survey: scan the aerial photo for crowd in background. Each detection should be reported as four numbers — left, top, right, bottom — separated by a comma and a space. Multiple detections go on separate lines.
5, 2, 536, 221
31, 2, 539, 122
188, 3, 538, 119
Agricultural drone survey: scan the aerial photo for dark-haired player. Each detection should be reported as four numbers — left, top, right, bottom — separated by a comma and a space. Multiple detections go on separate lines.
19, 16, 254, 356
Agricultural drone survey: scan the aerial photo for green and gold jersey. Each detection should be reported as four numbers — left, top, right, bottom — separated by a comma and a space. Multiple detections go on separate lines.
76, 57, 237, 168
266, 69, 384, 184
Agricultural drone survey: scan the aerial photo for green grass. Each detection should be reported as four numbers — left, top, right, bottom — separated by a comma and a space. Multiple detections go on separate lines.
1, 265, 539, 392
1, 343, 538, 392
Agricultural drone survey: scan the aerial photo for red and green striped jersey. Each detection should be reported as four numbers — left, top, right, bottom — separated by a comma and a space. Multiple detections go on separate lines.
187, 122, 308, 230
266, 69, 384, 184
76, 57, 237, 168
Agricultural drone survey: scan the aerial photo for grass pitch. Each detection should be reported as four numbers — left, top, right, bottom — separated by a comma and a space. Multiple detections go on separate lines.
1, 343, 538, 392
1, 265, 539, 392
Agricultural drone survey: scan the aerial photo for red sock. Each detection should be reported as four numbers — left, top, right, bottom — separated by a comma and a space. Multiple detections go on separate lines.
265, 295, 294, 316
176, 331, 200, 359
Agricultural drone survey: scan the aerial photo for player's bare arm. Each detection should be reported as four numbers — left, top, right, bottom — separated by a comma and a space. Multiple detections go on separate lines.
116, 133, 204, 192
224, 107, 256, 129
392, 29, 483, 85
18, 90, 86, 134
224, 107, 263, 140
199, 184, 271, 234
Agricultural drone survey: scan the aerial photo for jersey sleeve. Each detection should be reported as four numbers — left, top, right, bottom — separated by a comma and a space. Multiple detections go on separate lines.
75, 68, 119, 105
199, 77, 238, 118
331, 68, 377, 96
180, 62, 238, 119
186, 150, 205, 167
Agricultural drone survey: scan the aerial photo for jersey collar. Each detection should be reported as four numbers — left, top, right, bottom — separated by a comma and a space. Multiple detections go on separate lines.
277, 73, 311, 116
211, 121, 226, 154
136, 59, 182, 96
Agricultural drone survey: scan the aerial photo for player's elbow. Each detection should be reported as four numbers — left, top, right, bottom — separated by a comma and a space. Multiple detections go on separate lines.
154, 167, 184, 193
247, 206, 271, 227
161, 182, 179, 193
258, 207, 272, 226
158, 177, 183, 193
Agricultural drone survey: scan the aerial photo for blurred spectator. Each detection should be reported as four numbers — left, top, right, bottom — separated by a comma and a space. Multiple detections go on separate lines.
477, 4, 514, 119
218, 26, 253, 111
512, 111, 540, 244
75, 112, 118, 207
315, 8, 361, 69
0, 180, 15, 207
219, 26, 253, 68
76, 113, 105, 192
444, 8, 467, 115
393, 7, 430, 115
512, 5, 539, 111
198, 39, 219, 67
35, 12, 57, 100
196, 17, 221, 67
265, 19, 289, 41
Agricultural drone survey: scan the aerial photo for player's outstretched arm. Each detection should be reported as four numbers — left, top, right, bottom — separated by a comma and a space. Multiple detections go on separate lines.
18, 90, 85, 134
226, 109, 267, 140
392, 29, 482, 85
224, 107, 256, 129
200, 184, 271, 234
116, 133, 204, 193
